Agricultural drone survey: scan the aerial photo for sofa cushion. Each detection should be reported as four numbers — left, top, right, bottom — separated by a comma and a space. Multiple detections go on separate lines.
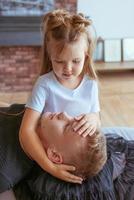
0, 104, 34, 193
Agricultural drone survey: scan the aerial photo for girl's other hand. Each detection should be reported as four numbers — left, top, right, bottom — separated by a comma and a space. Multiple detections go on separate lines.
72, 113, 100, 137
50, 162, 83, 184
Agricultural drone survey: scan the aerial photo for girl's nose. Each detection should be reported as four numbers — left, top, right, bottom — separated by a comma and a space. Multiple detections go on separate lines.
64, 63, 72, 72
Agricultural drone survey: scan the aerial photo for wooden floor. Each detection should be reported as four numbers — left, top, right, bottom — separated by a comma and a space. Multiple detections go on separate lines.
99, 70, 134, 127
0, 70, 134, 127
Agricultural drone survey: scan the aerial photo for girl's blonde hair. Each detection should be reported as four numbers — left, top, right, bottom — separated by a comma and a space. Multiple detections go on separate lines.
40, 9, 97, 79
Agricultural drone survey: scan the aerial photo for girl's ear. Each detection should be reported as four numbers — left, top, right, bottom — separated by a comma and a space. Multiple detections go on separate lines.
47, 147, 63, 164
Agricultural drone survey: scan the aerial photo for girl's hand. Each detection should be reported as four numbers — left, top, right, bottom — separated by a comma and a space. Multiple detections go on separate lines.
72, 113, 100, 137
50, 163, 83, 184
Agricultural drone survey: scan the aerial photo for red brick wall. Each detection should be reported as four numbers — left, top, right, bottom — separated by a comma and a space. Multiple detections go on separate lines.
55, 0, 77, 13
0, 46, 41, 92
0, 0, 77, 92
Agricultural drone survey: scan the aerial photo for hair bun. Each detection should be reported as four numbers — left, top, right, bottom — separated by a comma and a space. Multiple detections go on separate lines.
42, 10, 92, 35
42, 9, 71, 33
72, 13, 92, 28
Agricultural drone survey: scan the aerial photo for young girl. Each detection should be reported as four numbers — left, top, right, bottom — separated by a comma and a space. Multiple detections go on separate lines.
19, 9, 100, 184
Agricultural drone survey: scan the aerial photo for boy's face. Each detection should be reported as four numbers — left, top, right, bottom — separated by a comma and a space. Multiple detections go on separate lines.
50, 36, 88, 87
39, 112, 87, 162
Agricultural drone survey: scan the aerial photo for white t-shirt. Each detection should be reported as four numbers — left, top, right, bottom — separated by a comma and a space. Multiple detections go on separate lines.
26, 71, 100, 117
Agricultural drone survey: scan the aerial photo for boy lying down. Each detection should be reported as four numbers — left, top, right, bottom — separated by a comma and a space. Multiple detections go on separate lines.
0, 108, 134, 199
26, 112, 134, 200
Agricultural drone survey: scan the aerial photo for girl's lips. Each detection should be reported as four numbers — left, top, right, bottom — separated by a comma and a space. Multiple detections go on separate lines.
62, 73, 72, 77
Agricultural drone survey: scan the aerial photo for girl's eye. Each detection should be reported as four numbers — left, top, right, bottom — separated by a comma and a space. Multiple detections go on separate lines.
73, 60, 80, 64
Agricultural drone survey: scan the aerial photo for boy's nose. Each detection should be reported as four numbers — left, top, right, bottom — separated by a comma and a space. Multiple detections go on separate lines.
43, 112, 52, 118
57, 112, 72, 121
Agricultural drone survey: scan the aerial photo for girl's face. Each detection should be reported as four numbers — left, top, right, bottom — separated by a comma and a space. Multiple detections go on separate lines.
50, 36, 87, 87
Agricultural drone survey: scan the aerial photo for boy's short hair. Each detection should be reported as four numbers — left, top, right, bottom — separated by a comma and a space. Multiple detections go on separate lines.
72, 130, 107, 179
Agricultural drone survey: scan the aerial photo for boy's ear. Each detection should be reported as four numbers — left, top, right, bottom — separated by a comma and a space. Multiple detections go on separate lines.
47, 147, 63, 164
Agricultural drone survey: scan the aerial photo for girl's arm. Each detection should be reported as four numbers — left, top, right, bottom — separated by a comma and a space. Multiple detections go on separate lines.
19, 108, 83, 184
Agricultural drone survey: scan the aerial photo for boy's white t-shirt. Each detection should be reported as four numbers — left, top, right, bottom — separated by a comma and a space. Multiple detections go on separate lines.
26, 71, 100, 117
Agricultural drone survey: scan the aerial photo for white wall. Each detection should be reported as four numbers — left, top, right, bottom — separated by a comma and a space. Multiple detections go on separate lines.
78, 0, 134, 39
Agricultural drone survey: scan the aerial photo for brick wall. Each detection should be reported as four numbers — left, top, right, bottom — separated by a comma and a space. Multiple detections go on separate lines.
0, 46, 41, 92
0, 0, 77, 16
55, 0, 77, 13
0, 0, 77, 92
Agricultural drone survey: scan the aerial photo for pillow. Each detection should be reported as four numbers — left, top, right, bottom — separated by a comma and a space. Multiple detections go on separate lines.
0, 104, 34, 193
101, 127, 134, 141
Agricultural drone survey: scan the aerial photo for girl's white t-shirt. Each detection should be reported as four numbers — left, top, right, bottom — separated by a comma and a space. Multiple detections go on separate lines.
26, 71, 100, 117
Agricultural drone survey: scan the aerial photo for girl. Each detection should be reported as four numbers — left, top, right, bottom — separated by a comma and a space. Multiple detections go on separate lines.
19, 9, 100, 184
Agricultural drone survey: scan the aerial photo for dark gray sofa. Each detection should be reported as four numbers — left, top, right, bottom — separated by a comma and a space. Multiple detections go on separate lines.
0, 104, 134, 199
